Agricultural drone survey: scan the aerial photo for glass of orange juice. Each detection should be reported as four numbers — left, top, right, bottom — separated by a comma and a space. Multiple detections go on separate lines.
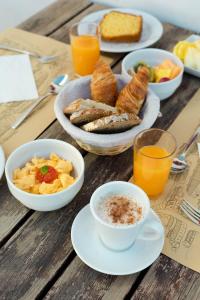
69, 22, 100, 76
133, 128, 177, 197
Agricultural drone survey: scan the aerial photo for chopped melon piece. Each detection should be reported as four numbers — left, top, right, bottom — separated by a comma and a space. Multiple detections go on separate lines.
171, 65, 181, 79
154, 68, 172, 82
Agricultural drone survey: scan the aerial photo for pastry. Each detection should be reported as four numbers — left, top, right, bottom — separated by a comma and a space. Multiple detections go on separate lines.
81, 113, 141, 133
70, 108, 113, 125
100, 11, 142, 43
90, 59, 117, 106
64, 98, 117, 115
116, 66, 149, 115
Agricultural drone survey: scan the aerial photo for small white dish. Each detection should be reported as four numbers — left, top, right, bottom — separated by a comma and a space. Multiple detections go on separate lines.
184, 34, 200, 78
5, 139, 84, 211
0, 146, 5, 180
122, 48, 184, 101
80, 8, 163, 53
71, 204, 164, 275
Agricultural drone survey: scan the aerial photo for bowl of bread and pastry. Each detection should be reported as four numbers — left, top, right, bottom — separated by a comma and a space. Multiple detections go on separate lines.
54, 60, 160, 155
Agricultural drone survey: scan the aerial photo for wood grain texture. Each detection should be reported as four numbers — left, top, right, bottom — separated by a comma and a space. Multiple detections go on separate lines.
18, 0, 91, 35
1, 4, 200, 299
45, 256, 138, 300
131, 255, 200, 300
0, 176, 29, 244
0, 149, 133, 299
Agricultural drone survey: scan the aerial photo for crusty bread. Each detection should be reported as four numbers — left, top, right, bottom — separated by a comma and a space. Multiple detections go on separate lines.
100, 11, 143, 43
70, 108, 113, 125
81, 113, 141, 133
63, 98, 117, 115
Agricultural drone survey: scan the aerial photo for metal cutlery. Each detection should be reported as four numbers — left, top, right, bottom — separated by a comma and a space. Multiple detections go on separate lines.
0, 43, 58, 63
171, 126, 200, 174
180, 199, 200, 225
11, 74, 69, 129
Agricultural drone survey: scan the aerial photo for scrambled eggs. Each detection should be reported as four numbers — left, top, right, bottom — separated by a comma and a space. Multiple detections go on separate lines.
13, 153, 75, 194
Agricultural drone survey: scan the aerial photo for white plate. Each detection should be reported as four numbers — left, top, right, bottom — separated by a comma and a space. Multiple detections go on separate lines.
0, 146, 5, 180
71, 204, 164, 275
80, 8, 163, 53
184, 34, 200, 77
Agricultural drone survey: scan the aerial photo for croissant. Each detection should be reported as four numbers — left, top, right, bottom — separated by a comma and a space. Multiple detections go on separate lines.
90, 59, 117, 106
116, 66, 149, 115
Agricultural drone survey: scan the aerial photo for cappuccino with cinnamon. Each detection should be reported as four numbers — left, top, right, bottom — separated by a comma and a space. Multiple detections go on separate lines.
96, 195, 143, 226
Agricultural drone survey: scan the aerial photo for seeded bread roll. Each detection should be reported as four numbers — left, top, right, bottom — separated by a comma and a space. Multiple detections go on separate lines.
100, 11, 143, 43
81, 113, 141, 133
70, 108, 113, 125
64, 98, 117, 115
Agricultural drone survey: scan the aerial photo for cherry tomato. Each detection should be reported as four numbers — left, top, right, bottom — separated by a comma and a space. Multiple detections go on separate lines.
36, 165, 58, 183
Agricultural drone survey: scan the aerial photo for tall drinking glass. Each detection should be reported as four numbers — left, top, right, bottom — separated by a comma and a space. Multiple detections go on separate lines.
69, 22, 100, 76
133, 128, 177, 197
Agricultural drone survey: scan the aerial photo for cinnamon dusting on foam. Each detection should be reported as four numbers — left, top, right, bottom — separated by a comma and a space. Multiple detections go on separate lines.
97, 195, 143, 225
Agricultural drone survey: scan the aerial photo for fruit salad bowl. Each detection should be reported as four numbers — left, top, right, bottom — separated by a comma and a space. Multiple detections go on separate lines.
122, 48, 184, 100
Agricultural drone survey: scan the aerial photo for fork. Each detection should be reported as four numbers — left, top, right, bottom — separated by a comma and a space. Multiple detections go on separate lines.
0, 43, 58, 63
180, 199, 200, 225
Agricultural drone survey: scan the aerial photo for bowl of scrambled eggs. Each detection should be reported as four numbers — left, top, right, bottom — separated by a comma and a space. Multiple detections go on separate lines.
5, 139, 84, 211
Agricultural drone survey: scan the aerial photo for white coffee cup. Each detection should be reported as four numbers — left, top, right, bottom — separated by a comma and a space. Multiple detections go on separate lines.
90, 181, 164, 251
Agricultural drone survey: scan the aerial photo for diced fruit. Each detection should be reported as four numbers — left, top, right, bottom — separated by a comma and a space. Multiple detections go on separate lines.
154, 68, 172, 83
134, 61, 149, 72
134, 61, 155, 82
159, 77, 170, 83
132, 58, 181, 84
159, 59, 176, 69
149, 68, 155, 82
171, 65, 182, 79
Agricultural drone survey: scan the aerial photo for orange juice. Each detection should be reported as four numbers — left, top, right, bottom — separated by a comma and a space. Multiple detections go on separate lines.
71, 35, 100, 76
134, 145, 172, 197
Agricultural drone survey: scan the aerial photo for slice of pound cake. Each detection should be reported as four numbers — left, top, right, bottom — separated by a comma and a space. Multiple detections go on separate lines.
100, 11, 143, 43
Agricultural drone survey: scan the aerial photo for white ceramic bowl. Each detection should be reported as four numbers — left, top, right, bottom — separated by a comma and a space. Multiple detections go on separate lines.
5, 139, 84, 211
121, 48, 184, 101
54, 75, 160, 155
0, 146, 5, 180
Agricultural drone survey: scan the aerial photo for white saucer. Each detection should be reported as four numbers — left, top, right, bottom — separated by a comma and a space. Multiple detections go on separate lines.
71, 204, 164, 275
80, 8, 163, 53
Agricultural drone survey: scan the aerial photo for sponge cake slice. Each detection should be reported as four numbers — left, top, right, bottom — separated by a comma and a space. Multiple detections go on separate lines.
100, 11, 143, 43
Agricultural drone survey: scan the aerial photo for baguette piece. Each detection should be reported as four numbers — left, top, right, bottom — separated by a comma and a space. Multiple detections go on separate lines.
100, 11, 143, 43
70, 108, 113, 125
82, 113, 141, 133
64, 98, 117, 115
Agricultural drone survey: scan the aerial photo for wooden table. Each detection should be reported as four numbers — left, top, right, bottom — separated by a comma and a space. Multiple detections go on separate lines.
1, 2, 200, 299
